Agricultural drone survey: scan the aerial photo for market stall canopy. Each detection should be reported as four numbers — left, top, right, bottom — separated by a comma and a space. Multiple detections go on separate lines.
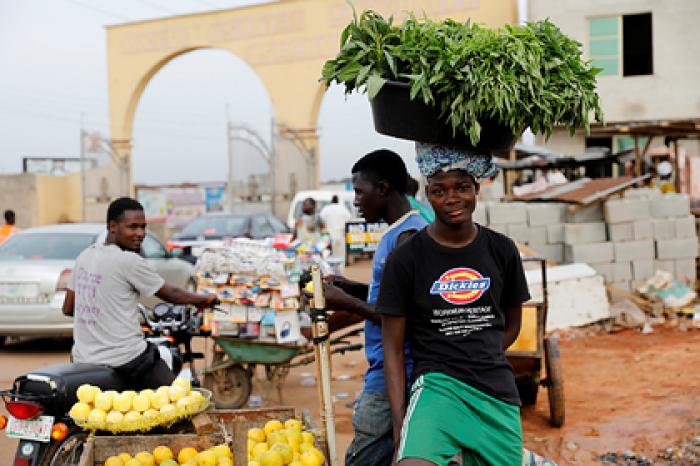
590, 119, 700, 139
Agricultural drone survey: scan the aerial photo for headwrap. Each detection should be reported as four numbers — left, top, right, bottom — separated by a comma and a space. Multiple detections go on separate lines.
415, 142, 499, 182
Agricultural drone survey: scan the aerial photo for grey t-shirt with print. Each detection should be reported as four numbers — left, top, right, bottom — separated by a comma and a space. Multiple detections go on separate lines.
69, 243, 164, 367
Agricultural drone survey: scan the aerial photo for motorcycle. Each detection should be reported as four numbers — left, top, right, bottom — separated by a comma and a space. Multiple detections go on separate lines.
0, 302, 209, 466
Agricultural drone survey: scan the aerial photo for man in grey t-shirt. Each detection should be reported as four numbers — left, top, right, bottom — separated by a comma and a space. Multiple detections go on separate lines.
62, 197, 217, 389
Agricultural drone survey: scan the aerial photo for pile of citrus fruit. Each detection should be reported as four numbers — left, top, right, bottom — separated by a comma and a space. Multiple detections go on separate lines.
103, 443, 232, 466
247, 418, 325, 466
69, 378, 208, 432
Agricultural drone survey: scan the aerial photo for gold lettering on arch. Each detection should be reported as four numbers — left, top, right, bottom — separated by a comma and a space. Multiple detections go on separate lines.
207, 10, 306, 43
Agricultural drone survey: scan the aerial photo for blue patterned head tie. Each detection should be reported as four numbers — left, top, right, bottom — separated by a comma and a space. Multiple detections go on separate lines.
415, 142, 499, 182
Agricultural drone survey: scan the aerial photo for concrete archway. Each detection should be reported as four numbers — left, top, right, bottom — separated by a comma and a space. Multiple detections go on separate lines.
106, 0, 517, 192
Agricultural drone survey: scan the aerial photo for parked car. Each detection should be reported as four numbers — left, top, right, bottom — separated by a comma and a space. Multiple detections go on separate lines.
167, 212, 290, 257
0, 223, 195, 346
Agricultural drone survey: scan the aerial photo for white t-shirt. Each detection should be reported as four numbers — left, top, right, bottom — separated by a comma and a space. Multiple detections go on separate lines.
69, 243, 164, 367
319, 203, 352, 235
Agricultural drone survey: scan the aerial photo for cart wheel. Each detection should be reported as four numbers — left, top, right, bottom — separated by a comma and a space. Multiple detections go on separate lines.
203, 354, 252, 409
544, 336, 565, 427
516, 377, 539, 406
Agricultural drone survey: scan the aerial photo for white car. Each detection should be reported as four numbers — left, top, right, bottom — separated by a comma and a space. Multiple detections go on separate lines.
0, 223, 195, 346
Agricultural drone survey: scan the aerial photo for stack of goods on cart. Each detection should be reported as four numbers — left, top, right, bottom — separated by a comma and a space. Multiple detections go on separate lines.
69, 377, 209, 433
101, 443, 232, 466
195, 237, 339, 344
247, 418, 326, 466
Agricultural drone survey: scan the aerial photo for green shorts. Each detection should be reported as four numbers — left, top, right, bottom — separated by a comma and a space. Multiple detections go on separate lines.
398, 372, 522, 466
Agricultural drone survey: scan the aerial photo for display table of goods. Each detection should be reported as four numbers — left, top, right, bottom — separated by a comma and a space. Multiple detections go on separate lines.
195, 238, 340, 345
69, 377, 210, 433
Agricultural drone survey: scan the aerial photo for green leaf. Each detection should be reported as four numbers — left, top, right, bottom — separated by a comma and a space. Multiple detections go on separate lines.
367, 74, 388, 100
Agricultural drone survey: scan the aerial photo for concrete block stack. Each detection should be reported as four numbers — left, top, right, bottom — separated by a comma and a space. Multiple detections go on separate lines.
603, 193, 698, 290
477, 192, 697, 289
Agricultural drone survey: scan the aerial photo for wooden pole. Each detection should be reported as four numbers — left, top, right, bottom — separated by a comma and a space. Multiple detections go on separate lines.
673, 139, 681, 193
633, 135, 641, 179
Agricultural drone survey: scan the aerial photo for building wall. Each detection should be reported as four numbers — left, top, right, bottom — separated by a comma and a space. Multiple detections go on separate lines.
529, 0, 700, 122
0, 174, 40, 228
35, 173, 82, 225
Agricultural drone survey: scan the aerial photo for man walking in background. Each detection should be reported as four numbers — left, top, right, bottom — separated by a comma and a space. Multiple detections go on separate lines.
319, 195, 352, 259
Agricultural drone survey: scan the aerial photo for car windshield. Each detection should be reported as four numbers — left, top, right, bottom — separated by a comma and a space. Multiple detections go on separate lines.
0, 233, 97, 260
180, 216, 247, 237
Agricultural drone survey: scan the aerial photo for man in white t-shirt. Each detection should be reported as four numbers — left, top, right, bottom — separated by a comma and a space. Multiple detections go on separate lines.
319, 195, 352, 258
62, 197, 217, 389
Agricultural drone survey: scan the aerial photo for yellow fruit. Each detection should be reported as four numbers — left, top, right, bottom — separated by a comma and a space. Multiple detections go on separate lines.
69, 402, 91, 422
178, 447, 199, 464
172, 377, 191, 393
286, 430, 302, 451
304, 281, 314, 294
300, 449, 324, 466
259, 450, 284, 466
94, 392, 113, 411
211, 444, 233, 459
301, 432, 314, 446
87, 408, 106, 426
167, 385, 186, 402
271, 443, 293, 464
150, 392, 170, 410
248, 439, 258, 455
160, 460, 179, 466
124, 410, 141, 424
153, 445, 174, 464
139, 389, 155, 398
143, 408, 159, 419
248, 427, 266, 443
113, 393, 132, 413
196, 450, 217, 466
177, 396, 198, 415
123, 390, 138, 400
267, 431, 287, 446
156, 386, 170, 395
124, 460, 142, 466
289, 462, 303, 466
76, 384, 101, 404
134, 451, 155, 466
264, 420, 284, 436
190, 390, 205, 403
298, 443, 313, 454
182, 460, 198, 466
249, 462, 261, 466
104, 456, 125, 466
284, 419, 302, 432
252, 442, 269, 459
105, 410, 124, 426
118, 452, 133, 463
217, 458, 233, 466
132, 393, 151, 412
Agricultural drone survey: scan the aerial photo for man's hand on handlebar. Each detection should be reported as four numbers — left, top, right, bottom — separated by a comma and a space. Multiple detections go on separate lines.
202, 294, 220, 308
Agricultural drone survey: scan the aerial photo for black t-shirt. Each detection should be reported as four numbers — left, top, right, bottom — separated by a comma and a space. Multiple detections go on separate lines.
377, 225, 530, 405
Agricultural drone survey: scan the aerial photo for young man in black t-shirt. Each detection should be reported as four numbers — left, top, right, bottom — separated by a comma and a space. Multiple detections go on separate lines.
378, 144, 530, 466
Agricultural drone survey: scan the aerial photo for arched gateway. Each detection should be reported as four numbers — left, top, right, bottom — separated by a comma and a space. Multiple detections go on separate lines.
106, 0, 516, 193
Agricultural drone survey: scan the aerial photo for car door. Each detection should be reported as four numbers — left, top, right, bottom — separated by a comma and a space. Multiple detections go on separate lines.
141, 234, 194, 307
250, 214, 276, 240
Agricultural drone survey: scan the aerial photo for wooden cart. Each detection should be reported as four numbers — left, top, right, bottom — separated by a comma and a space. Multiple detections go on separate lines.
506, 257, 565, 427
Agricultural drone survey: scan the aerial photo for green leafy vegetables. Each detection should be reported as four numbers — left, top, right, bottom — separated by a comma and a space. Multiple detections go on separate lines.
321, 10, 604, 145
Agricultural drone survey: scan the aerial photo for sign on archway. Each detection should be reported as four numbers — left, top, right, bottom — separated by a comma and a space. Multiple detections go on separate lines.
106, 0, 516, 194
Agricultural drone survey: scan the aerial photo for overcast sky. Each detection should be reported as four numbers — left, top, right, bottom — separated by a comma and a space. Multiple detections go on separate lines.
0, 0, 417, 185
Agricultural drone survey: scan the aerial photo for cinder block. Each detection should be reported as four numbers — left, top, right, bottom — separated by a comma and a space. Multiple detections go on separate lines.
632, 220, 653, 240
604, 198, 650, 223
612, 261, 632, 281
649, 194, 690, 218
675, 215, 696, 238
489, 223, 508, 235
565, 242, 614, 263
473, 204, 488, 225
610, 280, 631, 291
674, 259, 696, 282
652, 219, 675, 240
488, 202, 527, 225
507, 223, 529, 242
656, 237, 699, 259
632, 260, 654, 281
547, 224, 564, 244
527, 203, 566, 226
655, 260, 675, 274
526, 226, 547, 244
590, 262, 613, 282
566, 204, 604, 223
563, 222, 607, 244
624, 188, 661, 199
529, 243, 564, 263
608, 222, 633, 242
614, 240, 655, 261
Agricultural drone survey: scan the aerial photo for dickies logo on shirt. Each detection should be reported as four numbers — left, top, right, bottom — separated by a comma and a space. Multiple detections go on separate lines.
430, 267, 491, 305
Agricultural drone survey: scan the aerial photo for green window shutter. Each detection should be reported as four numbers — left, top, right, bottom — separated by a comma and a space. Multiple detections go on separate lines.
616, 135, 648, 152
589, 17, 620, 77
